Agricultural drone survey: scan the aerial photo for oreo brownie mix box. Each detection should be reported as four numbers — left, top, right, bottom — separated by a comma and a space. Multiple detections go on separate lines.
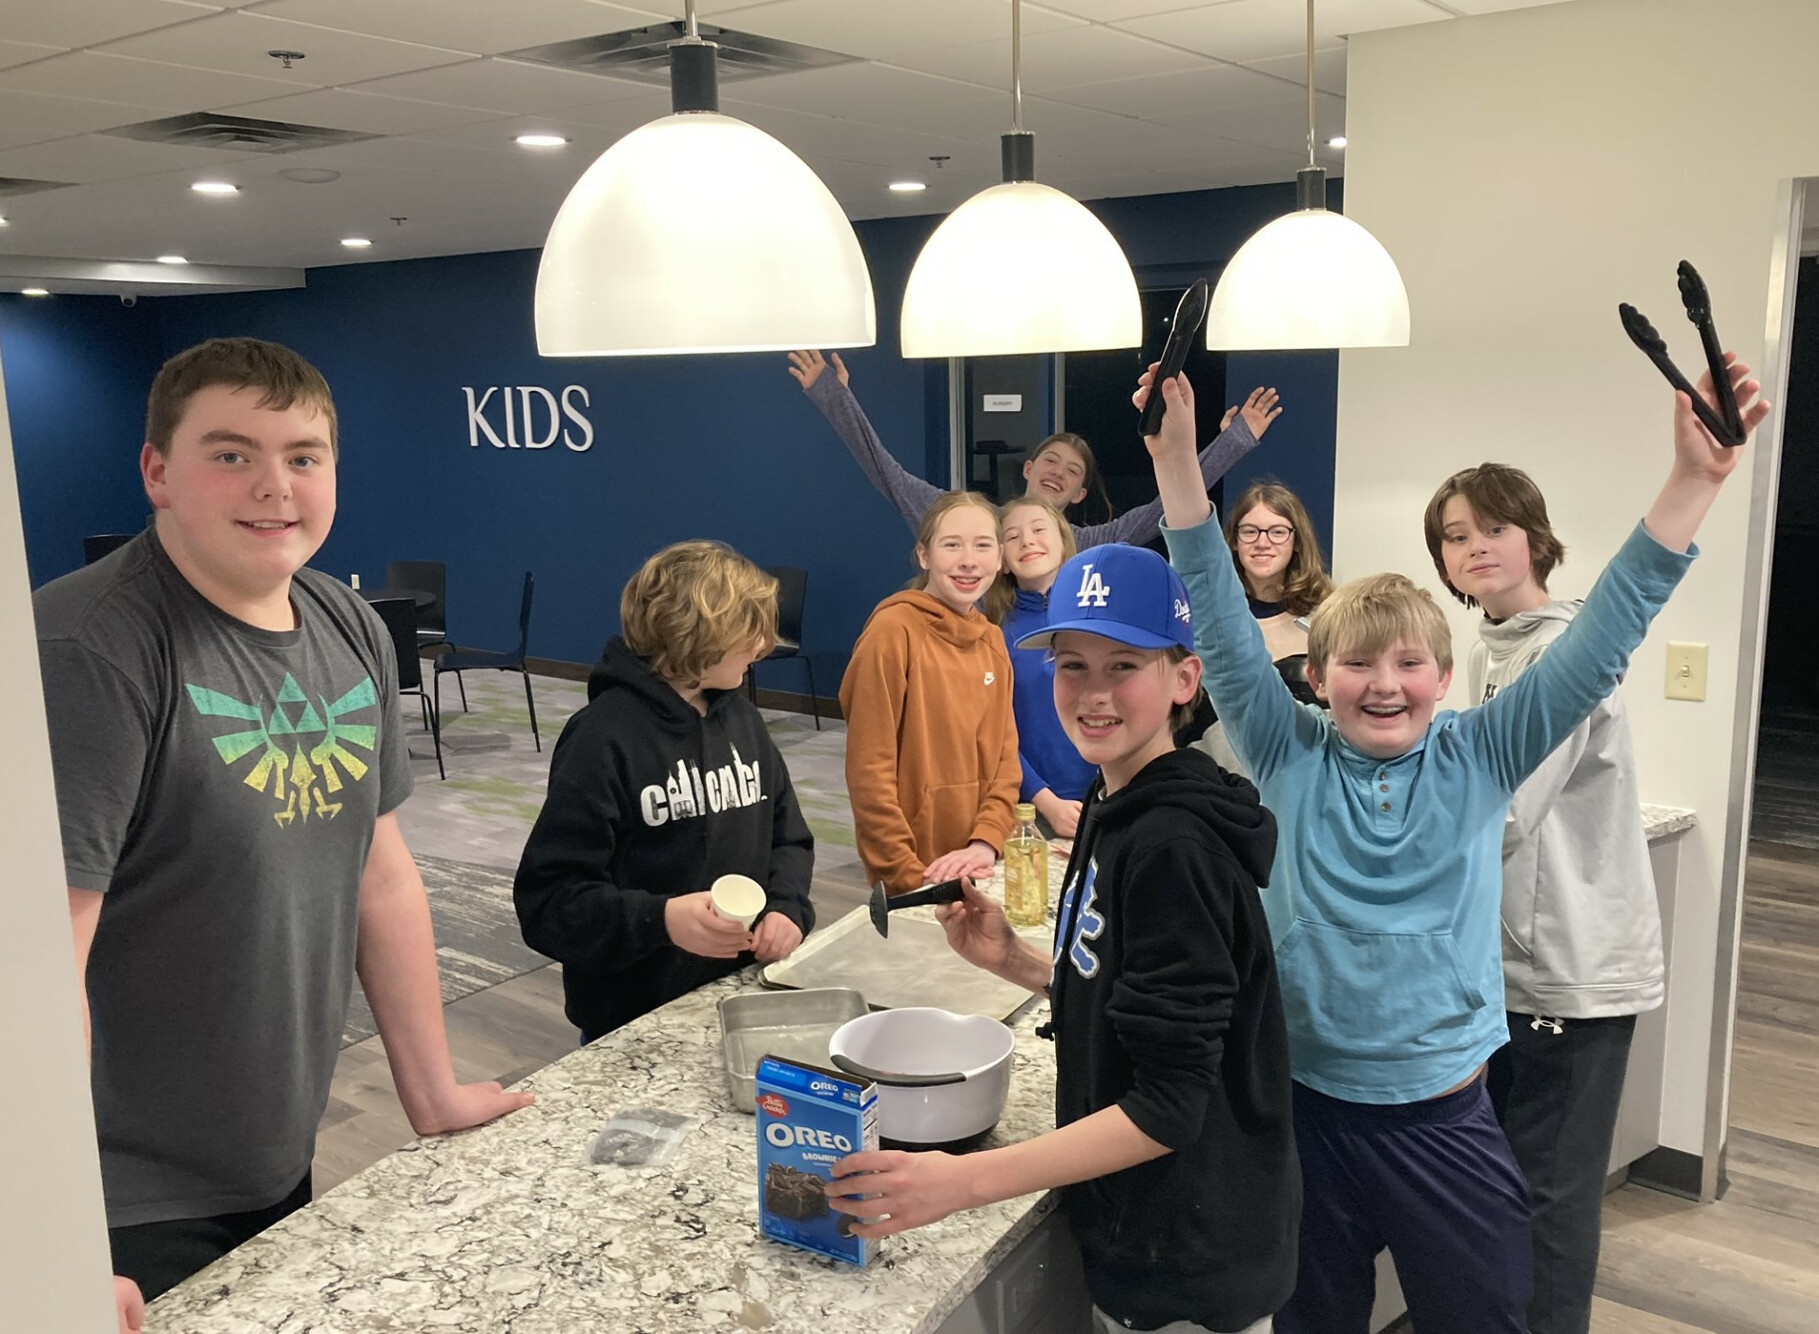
754, 1055, 879, 1266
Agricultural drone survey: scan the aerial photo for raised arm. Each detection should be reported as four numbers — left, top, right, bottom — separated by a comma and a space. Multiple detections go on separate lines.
1143, 373, 1317, 780
1465, 353, 1768, 789
792, 350, 939, 532
1074, 388, 1279, 548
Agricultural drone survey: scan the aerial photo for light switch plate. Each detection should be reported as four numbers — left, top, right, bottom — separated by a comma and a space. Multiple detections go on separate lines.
1665, 642, 1707, 701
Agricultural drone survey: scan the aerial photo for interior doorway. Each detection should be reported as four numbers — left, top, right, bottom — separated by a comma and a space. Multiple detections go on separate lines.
1730, 198, 1819, 1166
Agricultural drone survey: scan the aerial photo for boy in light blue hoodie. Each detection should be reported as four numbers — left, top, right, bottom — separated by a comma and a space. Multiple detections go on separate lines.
1139, 358, 1767, 1333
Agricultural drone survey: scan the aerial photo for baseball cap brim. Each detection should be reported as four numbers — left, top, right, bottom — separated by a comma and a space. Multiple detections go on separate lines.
1015, 617, 1184, 651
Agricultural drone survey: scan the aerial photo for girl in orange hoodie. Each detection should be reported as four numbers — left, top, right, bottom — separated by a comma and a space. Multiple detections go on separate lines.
839, 492, 1021, 895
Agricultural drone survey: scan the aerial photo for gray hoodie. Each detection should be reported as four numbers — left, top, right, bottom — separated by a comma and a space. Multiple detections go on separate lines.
1471, 600, 1664, 1017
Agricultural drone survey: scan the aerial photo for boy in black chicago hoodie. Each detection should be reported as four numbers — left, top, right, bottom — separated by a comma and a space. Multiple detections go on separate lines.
829, 545, 1297, 1334
514, 542, 814, 1042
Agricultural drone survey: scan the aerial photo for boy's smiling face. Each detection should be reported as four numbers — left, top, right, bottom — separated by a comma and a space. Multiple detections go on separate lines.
1307, 639, 1452, 760
1051, 630, 1200, 792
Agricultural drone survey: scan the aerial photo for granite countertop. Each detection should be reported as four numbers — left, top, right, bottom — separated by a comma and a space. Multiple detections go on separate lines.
148, 861, 1071, 1334
1641, 804, 1696, 841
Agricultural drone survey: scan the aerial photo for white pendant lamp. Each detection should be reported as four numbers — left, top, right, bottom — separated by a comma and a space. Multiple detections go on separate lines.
1204, 0, 1409, 351
534, 2, 875, 356
899, 0, 1140, 358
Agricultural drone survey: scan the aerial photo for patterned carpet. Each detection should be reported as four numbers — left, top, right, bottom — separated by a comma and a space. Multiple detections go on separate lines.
341, 853, 549, 1047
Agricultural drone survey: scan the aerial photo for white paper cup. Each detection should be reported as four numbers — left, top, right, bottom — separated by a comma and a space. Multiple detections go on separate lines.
710, 874, 767, 929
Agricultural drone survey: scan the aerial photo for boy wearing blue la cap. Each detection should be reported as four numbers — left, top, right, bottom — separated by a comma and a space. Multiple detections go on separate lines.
828, 544, 1299, 1334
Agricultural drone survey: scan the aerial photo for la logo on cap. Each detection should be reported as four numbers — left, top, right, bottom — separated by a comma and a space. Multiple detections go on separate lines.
1076, 563, 1110, 608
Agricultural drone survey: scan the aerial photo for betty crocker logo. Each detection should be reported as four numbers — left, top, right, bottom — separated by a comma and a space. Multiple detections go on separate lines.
756, 1093, 789, 1117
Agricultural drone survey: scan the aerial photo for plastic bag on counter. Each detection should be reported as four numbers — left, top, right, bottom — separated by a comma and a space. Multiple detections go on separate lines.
588, 1106, 702, 1168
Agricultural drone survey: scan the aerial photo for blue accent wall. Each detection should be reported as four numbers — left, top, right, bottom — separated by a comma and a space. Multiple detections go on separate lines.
0, 295, 164, 587
1, 180, 1344, 686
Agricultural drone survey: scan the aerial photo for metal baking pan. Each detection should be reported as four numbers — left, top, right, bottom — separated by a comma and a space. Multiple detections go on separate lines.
718, 987, 869, 1113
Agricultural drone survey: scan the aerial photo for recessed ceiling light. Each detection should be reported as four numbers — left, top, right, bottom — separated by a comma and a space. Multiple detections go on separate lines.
191, 180, 239, 195
156, 254, 188, 265
279, 167, 341, 185
515, 133, 568, 148
0, 216, 9, 227
1327, 136, 1348, 149
341, 237, 372, 249
889, 181, 927, 193
22, 288, 49, 297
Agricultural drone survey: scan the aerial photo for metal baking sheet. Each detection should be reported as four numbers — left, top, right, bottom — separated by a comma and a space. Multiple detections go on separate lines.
760, 911, 1042, 1023
718, 986, 869, 1113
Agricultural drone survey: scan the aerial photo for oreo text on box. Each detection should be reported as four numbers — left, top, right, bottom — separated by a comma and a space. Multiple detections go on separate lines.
755, 1056, 879, 1266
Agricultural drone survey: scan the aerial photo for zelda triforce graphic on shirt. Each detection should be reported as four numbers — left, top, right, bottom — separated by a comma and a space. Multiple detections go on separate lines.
186, 673, 379, 827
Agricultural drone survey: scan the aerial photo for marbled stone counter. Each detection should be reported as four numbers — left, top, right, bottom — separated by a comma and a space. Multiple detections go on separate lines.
1642, 804, 1697, 841
148, 873, 1067, 1333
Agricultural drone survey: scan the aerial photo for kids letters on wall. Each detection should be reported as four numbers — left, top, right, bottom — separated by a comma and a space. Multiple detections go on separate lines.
462, 384, 595, 452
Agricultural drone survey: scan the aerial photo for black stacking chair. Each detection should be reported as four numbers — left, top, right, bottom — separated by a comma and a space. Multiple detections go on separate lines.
369, 596, 444, 780
83, 534, 136, 565
385, 560, 448, 650
747, 566, 821, 730
433, 571, 539, 752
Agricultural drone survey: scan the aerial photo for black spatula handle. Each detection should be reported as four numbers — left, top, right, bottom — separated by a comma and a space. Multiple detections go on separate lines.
890, 878, 967, 912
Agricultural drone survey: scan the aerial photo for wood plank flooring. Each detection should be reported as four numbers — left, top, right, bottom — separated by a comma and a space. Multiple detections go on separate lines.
312, 674, 1819, 1331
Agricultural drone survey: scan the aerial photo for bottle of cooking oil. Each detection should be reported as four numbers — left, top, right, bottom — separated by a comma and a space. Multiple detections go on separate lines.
1003, 802, 1049, 929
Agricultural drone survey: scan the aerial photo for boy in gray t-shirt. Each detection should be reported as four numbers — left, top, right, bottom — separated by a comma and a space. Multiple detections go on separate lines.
38, 338, 533, 1324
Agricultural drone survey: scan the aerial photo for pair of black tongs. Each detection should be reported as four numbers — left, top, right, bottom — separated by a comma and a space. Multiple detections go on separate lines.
1618, 261, 1746, 447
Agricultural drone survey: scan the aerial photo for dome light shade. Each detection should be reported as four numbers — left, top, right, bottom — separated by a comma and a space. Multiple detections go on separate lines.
1205, 206, 1409, 350
900, 180, 1140, 358
534, 111, 875, 357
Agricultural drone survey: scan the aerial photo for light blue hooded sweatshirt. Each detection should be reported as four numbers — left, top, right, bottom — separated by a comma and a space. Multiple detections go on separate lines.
1164, 515, 1692, 1102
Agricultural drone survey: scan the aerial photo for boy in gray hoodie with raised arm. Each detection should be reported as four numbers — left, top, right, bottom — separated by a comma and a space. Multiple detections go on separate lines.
1425, 463, 1663, 1334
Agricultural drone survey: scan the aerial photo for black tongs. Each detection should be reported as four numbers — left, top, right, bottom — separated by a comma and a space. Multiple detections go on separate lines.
1618, 261, 1747, 447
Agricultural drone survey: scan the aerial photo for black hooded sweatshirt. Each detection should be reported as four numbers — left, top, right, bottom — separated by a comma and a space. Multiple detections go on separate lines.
1049, 747, 1298, 1332
513, 638, 814, 1039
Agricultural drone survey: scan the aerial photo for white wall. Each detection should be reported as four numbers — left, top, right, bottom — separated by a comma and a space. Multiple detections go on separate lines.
1337, 0, 1815, 1166
0, 348, 115, 1321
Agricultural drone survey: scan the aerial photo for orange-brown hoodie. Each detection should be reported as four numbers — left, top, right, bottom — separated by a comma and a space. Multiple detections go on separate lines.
839, 590, 1020, 894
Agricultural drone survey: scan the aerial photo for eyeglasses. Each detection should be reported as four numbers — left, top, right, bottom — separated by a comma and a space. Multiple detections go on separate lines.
1236, 525, 1294, 544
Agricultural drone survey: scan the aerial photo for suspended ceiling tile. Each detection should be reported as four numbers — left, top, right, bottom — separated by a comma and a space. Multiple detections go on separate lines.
720, 0, 1085, 62
1440, 0, 1578, 13
344, 56, 651, 114
731, 61, 1001, 122
214, 87, 507, 135
0, 41, 64, 73
890, 23, 1215, 93
0, 88, 178, 137
247, 0, 672, 56
0, 133, 267, 184
717, 98, 988, 171
1118, 0, 1444, 64
532, 91, 678, 130
1153, 90, 1346, 148
403, 112, 655, 160
1035, 1, 1222, 20
1241, 45, 1348, 97
97, 11, 477, 85
0, 0, 218, 49
1041, 61, 1290, 118
0, 51, 306, 109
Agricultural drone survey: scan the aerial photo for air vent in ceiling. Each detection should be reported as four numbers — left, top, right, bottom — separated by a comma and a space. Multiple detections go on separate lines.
507, 22, 858, 86
102, 112, 377, 153
0, 177, 73, 198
